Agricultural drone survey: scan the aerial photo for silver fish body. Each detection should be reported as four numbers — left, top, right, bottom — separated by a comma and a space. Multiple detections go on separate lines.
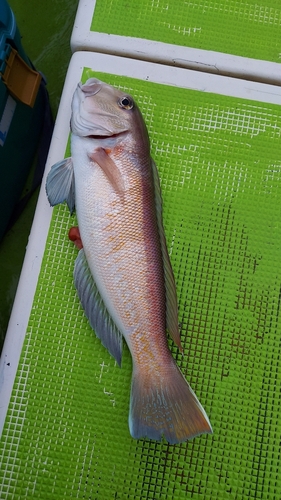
46, 78, 212, 443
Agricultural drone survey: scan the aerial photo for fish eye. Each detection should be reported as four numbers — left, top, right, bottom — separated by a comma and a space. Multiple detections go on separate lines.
118, 96, 134, 110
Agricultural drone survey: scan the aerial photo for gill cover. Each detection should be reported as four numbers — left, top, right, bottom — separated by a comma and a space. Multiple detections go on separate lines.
71, 78, 135, 137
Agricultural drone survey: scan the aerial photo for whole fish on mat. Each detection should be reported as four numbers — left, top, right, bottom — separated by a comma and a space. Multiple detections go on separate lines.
46, 77, 212, 444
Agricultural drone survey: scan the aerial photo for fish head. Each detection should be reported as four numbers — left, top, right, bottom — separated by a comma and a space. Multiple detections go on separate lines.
71, 78, 149, 149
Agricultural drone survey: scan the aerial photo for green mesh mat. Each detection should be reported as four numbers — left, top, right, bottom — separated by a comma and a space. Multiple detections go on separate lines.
92, 0, 281, 63
1, 70, 281, 499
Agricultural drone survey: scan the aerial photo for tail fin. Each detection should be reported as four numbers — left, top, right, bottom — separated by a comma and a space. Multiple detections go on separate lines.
129, 361, 212, 444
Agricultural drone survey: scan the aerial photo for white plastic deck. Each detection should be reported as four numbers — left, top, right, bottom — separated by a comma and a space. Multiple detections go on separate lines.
70, 0, 281, 86
1, 51, 281, 435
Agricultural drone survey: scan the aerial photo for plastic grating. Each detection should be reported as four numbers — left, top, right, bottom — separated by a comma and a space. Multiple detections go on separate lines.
0, 71, 281, 499
91, 0, 281, 63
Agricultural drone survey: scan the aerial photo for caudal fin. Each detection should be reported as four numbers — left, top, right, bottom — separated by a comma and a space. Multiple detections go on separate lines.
129, 361, 212, 444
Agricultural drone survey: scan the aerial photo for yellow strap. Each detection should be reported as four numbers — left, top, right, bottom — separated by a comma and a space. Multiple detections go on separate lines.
2, 48, 41, 107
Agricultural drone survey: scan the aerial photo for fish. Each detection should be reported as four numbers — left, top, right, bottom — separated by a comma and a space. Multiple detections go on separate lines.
46, 77, 212, 444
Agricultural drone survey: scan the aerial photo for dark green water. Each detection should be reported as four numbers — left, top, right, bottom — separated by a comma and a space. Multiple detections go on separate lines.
0, 0, 78, 351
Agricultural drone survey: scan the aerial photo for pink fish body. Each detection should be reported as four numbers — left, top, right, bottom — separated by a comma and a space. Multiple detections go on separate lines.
46, 78, 212, 443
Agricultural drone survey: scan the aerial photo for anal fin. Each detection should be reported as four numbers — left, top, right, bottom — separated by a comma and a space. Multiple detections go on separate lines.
74, 249, 123, 365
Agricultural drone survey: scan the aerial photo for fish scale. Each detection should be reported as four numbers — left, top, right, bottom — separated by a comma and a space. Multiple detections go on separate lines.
75, 150, 163, 335
46, 77, 212, 443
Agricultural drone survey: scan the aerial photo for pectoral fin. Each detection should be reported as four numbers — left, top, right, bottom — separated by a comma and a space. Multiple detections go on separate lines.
151, 159, 182, 351
89, 148, 124, 195
46, 157, 75, 213
74, 249, 123, 365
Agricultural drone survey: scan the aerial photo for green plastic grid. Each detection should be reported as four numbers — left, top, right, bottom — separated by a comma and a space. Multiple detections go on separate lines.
91, 0, 281, 63
0, 70, 281, 498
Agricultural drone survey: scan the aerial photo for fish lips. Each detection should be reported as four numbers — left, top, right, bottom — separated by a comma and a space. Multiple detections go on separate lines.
78, 79, 103, 97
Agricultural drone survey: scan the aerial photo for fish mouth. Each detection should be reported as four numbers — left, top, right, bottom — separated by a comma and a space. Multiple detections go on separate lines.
86, 130, 128, 140
78, 80, 102, 96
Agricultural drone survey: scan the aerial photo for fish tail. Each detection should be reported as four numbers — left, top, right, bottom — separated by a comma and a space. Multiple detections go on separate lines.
129, 360, 212, 444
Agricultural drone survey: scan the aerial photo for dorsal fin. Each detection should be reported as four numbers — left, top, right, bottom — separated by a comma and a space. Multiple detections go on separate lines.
151, 159, 182, 351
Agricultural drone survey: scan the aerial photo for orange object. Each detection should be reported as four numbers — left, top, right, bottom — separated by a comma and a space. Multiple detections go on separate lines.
2, 48, 41, 107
